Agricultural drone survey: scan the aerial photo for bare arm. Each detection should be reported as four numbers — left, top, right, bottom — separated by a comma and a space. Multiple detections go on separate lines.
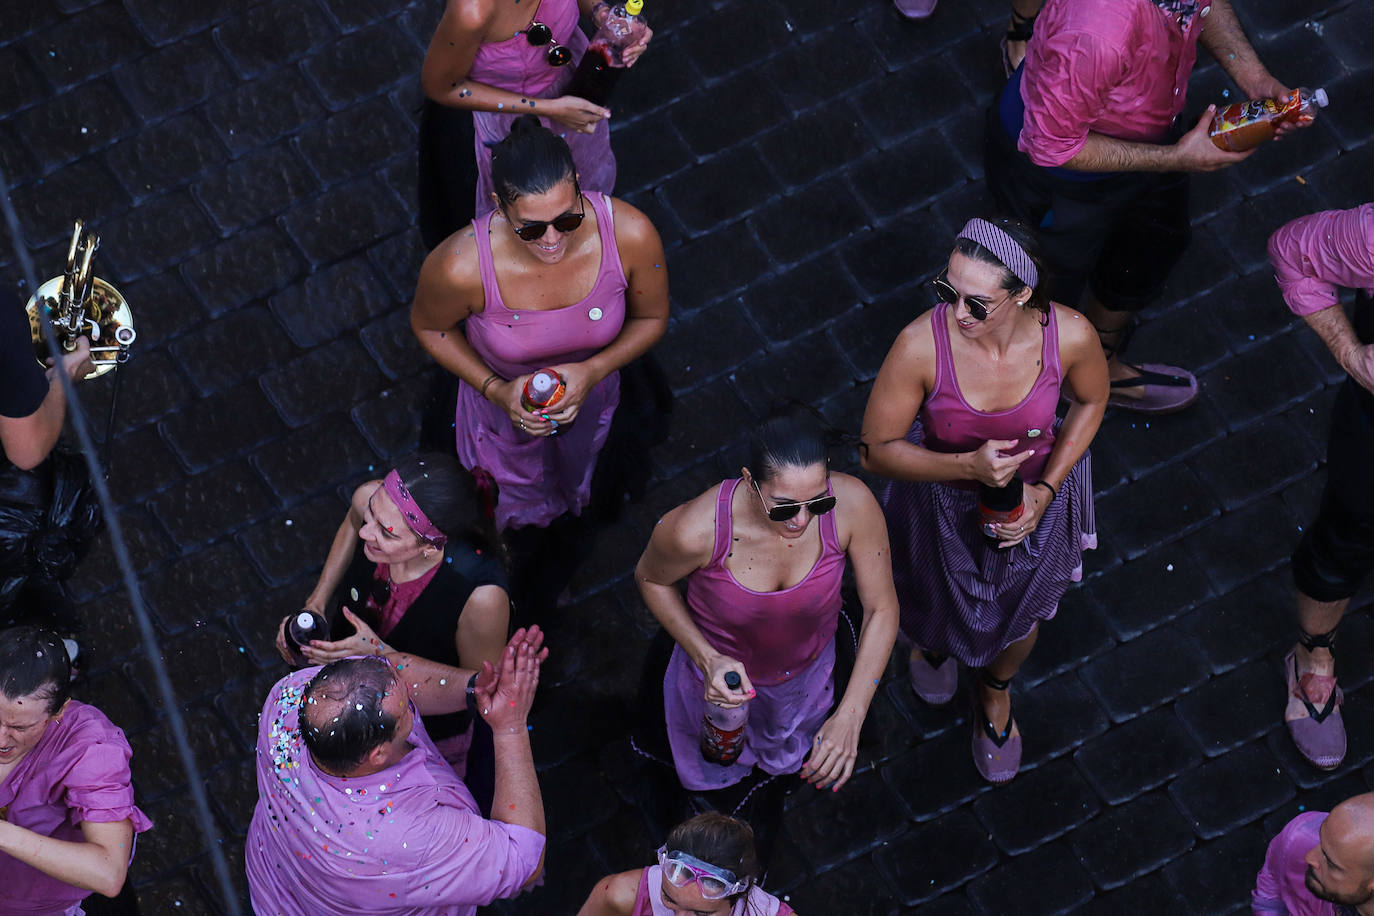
1062, 107, 1255, 174
455, 584, 511, 672
1034, 307, 1108, 492
0, 338, 93, 471
0, 817, 133, 898
303, 483, 373, 611
1199, 0, 1286, 99
1300, 304, 1374, 395
577, 870, 640, 916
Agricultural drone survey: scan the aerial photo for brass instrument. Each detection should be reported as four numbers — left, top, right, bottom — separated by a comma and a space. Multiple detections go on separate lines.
25, 220, 135, 380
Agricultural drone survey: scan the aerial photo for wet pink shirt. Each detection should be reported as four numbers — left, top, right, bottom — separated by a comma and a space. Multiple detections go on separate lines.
1019, 0, 1211, 167
0, 701, 152, 916
1267, 204, 1374, 316
1252, 811, 1344, 915
245, 668, 544, 916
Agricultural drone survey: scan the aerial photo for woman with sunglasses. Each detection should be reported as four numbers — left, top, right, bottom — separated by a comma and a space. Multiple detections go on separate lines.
271, 453, 510, 810
860, 216, 1108, 784
636, 409, 898, 810
412, 115, 669, 618
418, 0, 652, 241
578, 812, 796, 916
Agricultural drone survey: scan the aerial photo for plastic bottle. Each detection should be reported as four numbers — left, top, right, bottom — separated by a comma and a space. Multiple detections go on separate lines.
701, 670, 749, 766
977, 477, 1024, 547
1209, 87, 1329, 152
564, 0, 648, 107
520, 368, 566, 412
285, 610, 328, 664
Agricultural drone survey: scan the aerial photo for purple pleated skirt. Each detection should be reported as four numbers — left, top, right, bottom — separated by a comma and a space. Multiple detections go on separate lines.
663, 641, 835, 791
881, 451, 1096, 668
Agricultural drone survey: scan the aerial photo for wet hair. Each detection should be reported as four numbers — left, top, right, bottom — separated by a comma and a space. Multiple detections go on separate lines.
394, 453, 503, 558
664, 813, 762, 902
300, 656, 401, 773
0, 625, 72, 716
744, 406, 832, 485
952, 215, 1052, 318
490, 114, 577, 207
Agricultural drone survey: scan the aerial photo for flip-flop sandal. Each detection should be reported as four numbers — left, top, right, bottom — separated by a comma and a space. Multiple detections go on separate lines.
893, 0, 938, 19
1285, 649, 1345, 770
1106, 363, 1199, 414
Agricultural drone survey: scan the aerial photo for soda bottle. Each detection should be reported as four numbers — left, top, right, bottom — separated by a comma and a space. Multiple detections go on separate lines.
1209, 87, 1329, 152
701, 670, 748, 765
520, 368, 566, 412
285, 610, 328, 665
564, 0, 648, 107
977, 477, 1024, 547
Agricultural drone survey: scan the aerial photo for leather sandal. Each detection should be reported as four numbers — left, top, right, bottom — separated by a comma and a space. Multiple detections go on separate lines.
908, 648, 958, 705
972, 671, 1021, 784
1285, 627, 1345, 770
1106, 363, 1199, 414
1000, 6, 1037, 77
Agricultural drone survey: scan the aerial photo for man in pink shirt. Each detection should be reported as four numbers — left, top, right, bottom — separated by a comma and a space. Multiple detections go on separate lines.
246, 628, 547, 915
1253, 792, 1374, 915
985, 0, 1313, 413
1266, 204, 1374, 771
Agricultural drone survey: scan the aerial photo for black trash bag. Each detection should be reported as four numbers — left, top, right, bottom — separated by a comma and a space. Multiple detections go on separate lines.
0, 448, 103, 614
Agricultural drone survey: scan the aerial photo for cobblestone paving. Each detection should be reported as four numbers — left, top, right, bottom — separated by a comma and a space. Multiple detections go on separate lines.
3, 0, 1374, 913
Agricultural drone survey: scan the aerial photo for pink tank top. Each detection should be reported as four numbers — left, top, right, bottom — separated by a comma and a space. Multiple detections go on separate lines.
464, 191, 627, 378
917, 302, 1063, 485
685, 479, 845, 686
632, 866, 793, 916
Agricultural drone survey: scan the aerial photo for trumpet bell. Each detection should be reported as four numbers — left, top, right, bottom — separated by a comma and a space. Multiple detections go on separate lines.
26, 275, 136, 381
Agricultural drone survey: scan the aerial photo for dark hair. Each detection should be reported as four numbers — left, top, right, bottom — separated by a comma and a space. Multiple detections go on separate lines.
490, 115, 576, 206
952, 216, 1052, 318
745, 406, 831, 484
394, 452, 502, 558
0, 625, 72, 715
664, 813, 762, 901
300, 656, 400, 772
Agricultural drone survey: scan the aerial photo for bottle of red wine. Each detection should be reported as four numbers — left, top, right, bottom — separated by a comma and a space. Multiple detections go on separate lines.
564, 0, 647, 107
285, 610, 328, 665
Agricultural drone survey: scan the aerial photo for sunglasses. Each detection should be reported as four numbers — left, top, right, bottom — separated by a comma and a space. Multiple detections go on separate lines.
656, 846, 749, 900
504, 188, 586, 241
932, 277, 1010, 322
525, 21, 572, 67
752, 480, 837, 522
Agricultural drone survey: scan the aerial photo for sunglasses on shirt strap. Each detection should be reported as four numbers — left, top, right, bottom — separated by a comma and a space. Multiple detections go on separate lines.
656, 846, 750, 900
752, 479, 837, 522
525, 21, 572, 67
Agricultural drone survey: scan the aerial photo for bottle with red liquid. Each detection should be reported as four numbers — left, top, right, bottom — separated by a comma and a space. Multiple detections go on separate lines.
564, 0, 647, 107
520, 368, 566, 412
978, 477, 1024, 547
285, 610, 328, 665
701, 670, 748, 766
1209, 87, 1328, 152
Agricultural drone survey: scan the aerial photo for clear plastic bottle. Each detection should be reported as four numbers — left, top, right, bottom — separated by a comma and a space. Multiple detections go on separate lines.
564, 0, 648, 107
520, 368, 566, 412
701, 670, 749, 765
1209, 87, 1329, 152
286, 610, 328, 665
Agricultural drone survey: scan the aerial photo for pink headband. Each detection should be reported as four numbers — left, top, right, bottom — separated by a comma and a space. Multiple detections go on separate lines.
957, 218, 1038, 290
382, 469, 447, 547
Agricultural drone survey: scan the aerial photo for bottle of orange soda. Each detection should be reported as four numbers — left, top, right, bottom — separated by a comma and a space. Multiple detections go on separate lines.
1209, 88, 1328, 152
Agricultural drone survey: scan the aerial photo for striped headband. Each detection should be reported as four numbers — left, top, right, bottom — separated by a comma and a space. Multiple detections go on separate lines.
382, 469, 447, 547
956, 218, 1038, 290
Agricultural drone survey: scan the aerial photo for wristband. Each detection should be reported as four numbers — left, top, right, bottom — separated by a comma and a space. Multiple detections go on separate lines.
479, 373, 501, 399
1032, 480, 1056, 502
465, 673, 479, 716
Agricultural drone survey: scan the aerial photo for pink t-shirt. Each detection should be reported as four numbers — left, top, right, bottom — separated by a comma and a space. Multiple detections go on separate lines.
1252, 811, 1346, 915
0, 701, 152, 916
1267, 204, 1374, 317
1019, 0, 1211, 167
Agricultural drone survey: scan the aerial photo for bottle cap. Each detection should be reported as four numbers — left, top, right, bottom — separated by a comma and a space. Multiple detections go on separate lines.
295, 611, 317, 630
1312, 88, 1329, 108
530, 371, 557, 394
724, 671, 742, 690
624, 0, 643, 14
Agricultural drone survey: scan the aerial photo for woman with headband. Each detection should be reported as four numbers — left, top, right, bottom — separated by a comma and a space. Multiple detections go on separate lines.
577, 812, 797, 916
273, 453, 509, 810
860, 216, 1108, 784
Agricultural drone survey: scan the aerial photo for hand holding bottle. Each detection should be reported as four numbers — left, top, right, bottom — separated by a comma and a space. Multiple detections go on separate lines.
702, 654, 754, 707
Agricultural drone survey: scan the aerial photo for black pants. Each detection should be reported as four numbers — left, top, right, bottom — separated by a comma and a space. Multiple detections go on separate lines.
1292, 293, 1374, 602
417, 100, 479, 251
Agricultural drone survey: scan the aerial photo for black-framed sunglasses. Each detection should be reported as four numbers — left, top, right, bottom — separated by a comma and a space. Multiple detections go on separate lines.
525, 21, 572, 67
505, 186, 586, 241
752, 479, 837, 522
932, 276, 1009, 322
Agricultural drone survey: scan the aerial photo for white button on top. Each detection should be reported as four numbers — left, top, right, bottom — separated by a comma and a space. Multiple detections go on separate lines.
588, 307, 604, 321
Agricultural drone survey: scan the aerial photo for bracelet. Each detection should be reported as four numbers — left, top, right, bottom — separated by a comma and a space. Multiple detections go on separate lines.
479, 373, 501, 399
1032, 480, 1057, 502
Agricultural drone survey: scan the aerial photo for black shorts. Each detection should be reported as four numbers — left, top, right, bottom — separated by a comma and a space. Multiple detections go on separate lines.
983, 103, 1191, 313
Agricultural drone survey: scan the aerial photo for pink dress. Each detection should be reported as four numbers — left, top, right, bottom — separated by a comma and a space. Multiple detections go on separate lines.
664, 479, 845, 791
468, 0, 616, 216
454, 191, 626, 531
631, 865, 794, 916
0, 702, 153, 916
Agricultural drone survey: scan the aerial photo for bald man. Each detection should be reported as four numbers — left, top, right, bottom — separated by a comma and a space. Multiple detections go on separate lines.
1253, 793, 1374, 915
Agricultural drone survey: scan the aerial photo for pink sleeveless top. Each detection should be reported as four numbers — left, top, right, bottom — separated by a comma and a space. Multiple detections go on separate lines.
467, 0, 615, 216
917, 302, 1063, 486
685, 479, 845, 686
632, 866, 794, 916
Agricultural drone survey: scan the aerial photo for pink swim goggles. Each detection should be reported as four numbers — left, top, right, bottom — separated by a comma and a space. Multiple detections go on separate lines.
656, 846, 750, 900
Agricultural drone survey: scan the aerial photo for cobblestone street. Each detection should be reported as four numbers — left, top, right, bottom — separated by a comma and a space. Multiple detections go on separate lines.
4, 0, 1374, 912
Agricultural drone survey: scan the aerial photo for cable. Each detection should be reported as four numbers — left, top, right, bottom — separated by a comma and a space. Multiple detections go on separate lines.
0, 166, 244, 916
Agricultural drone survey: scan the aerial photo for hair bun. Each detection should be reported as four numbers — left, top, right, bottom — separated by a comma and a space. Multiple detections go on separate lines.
508, 113, 542, 137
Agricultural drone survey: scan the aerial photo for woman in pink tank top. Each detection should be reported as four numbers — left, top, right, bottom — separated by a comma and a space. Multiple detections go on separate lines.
577, 813, 797, 916
636, 410, 898, 807
861, 217, 1108, 784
